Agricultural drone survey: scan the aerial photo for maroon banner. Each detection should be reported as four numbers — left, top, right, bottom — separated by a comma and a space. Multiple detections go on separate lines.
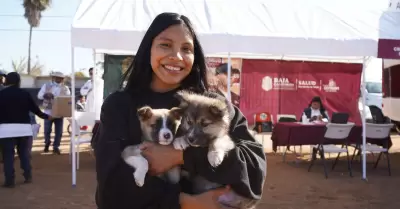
378, 39, 400, 59
240, 59, 362, 125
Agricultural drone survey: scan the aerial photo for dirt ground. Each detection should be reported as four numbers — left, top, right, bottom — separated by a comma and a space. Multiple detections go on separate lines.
0, 119, 400, 209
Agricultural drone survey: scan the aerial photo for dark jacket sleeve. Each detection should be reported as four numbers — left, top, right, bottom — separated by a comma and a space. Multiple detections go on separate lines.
26, 91, 49, 120
95, 92, 181, 209
182, 101, 266, 200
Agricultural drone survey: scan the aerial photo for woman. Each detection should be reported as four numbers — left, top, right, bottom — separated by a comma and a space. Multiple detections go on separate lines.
301, 96, 329, 122
94, 13, 266, 209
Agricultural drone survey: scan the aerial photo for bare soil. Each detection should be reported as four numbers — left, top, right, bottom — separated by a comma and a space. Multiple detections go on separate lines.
1, 119, 399, 209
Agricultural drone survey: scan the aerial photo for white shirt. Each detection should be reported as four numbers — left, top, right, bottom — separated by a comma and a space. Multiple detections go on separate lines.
37, 82, 71, 115
310, 108, 329, 122
80, 79, 94, 112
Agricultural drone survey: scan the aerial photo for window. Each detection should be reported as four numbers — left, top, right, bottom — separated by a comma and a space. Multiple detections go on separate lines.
366, 82, 382, 94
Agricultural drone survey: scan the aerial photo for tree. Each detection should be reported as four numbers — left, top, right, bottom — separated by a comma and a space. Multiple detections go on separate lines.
74, 72, 86, 78
23, 0, 52, 75
11, 57, 27, 74
30, 56, 44, 76
11, 56, 44, 76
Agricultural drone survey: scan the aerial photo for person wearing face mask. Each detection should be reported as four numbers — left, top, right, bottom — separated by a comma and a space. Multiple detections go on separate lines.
37, 71, 71, 154
300, 96, 330, 123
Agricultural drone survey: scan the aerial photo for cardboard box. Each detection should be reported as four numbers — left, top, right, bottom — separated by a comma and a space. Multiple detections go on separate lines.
52, 96, 72, 118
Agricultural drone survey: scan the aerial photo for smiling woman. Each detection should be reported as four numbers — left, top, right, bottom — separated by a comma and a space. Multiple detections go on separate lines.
94, 12, 266, 209
150, 24, 195, 92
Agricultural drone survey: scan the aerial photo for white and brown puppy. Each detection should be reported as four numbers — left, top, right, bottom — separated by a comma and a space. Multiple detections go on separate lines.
173, 91, 258, 209
121, 106, 182, 187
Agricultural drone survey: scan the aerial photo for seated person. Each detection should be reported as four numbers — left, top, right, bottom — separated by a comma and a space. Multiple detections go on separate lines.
76, 95, 86, 112
301, 96, 329, 122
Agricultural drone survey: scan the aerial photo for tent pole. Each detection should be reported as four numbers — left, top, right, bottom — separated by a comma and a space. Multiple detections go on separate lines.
71, 46, 77, 187
92, 49, 96, 113
227, 52, 232, 102
361, 56, 368, 181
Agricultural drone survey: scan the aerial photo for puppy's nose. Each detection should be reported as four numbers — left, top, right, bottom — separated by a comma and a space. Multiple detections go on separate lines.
163, 133, 171, 139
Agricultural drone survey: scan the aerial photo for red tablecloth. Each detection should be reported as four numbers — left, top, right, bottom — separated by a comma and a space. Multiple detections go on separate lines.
271, 122, 392, 152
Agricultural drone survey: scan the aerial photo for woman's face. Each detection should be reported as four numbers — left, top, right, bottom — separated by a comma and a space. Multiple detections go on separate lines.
311, 101, 321, 109
150, 24, 195, 91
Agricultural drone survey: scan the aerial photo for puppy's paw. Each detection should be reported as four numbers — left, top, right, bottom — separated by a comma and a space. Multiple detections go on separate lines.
173, 137, 189, 150
207, 150, 225, 167
133, 171, 146, 187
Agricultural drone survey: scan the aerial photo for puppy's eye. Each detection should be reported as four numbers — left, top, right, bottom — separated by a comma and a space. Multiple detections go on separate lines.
186, 120, 193, 125
201, 122, 211, 127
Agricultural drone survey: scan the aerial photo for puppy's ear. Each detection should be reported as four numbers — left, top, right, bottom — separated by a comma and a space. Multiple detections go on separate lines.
169, 107, 183, 120
209, 101, 227, 118
137, 106, 153, 121
175, 90, 190, 109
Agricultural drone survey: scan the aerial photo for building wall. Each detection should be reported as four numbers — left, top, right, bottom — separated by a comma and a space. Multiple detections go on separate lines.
20, 75, 89, 88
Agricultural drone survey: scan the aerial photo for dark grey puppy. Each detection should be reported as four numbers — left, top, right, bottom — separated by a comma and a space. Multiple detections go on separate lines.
173, 91, 258, 209
121, 106, 182, 187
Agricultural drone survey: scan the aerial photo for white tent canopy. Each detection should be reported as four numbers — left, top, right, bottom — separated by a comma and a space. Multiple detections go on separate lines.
70, 0, 400, 186
72, 0, 400, 62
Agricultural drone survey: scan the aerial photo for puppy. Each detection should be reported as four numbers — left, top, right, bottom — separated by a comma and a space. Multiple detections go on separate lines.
173, 91, 234, 167
173, 91, 258, 209
121, 106, 182, 187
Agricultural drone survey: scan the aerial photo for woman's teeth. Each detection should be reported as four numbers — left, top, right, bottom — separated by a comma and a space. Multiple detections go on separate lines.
164, 65, 181, 71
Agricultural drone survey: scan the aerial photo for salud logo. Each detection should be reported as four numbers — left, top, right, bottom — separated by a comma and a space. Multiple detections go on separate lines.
323, 79, 340, 92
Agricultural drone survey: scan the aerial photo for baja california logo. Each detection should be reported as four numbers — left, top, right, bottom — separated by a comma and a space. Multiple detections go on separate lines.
323, 79, 340, 92
261, 76, 273, 91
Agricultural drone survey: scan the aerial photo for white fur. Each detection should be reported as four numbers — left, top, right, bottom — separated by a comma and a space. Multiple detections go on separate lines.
159, 116, 173, 145
173, 136, 190, 150
123, 155, 149, 187
208, 135, 235, 167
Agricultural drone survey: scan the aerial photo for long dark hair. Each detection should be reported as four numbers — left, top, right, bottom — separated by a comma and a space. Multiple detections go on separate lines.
308, 96, 326, 112
122, 12, 209, 94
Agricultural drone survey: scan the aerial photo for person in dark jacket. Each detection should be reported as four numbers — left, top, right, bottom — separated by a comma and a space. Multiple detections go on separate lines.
0, 72, 51, 188
94, 13, 266, 209
300, 96, 330, 122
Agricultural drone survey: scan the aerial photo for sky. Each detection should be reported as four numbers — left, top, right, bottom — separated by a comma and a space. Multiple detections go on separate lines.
0, 0, 93, 75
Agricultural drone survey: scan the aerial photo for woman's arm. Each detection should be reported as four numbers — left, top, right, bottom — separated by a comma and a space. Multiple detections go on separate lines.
95, 92, 182, 209
182, 103, 266, 200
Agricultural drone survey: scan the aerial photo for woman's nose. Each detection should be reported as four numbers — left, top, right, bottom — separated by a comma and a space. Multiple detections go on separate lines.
169, 50, 183, 61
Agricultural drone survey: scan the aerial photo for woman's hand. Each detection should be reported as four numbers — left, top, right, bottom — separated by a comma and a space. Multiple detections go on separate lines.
140, 141, 184, 175
180, 186, 230, 209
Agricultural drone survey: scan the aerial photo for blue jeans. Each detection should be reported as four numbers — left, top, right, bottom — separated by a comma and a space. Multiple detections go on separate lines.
1, 137, 31, 181
44, 118, 64, 149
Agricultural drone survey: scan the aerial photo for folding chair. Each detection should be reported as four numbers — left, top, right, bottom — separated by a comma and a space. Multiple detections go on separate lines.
308, 123, 355, 178
351, 123, 393, 176
69, 111, 96, 170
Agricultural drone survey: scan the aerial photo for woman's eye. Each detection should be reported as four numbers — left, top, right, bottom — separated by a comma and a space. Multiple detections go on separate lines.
182, 47, 192, 53
160, 43, 171, 48
150, 124, 156, 128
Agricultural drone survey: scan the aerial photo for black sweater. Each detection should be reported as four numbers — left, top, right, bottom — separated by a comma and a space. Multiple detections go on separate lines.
0, 85, 49, 124
94, 88, 266, 209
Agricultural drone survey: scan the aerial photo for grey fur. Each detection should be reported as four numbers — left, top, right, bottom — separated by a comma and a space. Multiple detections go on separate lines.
175, 91, 259, 209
